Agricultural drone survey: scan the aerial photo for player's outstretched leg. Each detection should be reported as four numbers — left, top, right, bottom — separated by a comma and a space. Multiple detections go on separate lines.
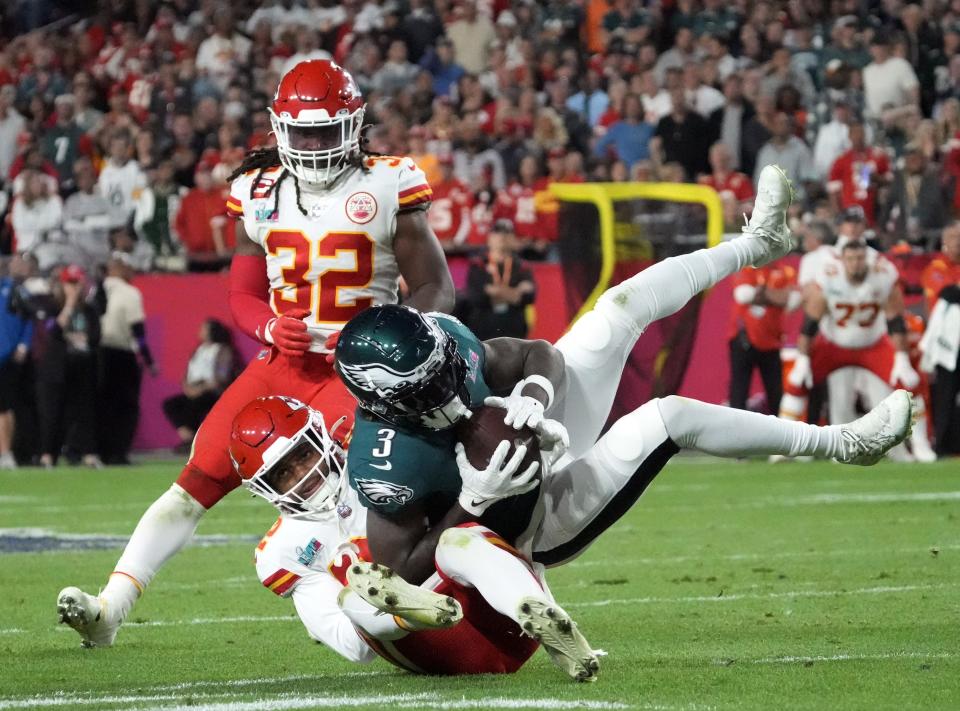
56, 484, 205, 648
658, 389, 914, 465
532, 391, 914, 570
346, 562, 462, 630
553, 165, 796, 457
434, 525, 599, 682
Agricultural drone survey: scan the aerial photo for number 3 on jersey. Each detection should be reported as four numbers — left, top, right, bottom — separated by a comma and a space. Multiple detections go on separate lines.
266, 230, 374, 324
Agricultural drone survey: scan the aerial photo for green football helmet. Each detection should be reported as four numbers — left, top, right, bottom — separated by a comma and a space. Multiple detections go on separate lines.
334, 305, 470, 430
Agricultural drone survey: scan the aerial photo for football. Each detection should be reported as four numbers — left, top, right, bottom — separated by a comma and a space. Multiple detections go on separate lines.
455, 405, 542, 476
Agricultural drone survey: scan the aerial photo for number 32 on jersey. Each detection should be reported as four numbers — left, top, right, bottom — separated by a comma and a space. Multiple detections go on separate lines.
265, 230, 374, 324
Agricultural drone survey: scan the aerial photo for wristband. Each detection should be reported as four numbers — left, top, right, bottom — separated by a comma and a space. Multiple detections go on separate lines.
800, 315, 820, 337
261, 318, 277, 344
519, 374, 554, 409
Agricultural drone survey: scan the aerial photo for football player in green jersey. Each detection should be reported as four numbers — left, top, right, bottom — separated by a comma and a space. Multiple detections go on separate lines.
334, 166, 915, 586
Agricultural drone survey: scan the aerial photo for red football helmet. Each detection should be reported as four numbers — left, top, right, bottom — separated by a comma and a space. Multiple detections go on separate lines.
229, 396, 347, 519
269, 59, 365, 186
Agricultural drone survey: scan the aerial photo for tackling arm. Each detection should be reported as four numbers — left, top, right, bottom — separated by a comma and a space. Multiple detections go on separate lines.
228, 222, 312, 355
366, 502, 475, 585
290, 574, 376, 663
394, 209, 455, 314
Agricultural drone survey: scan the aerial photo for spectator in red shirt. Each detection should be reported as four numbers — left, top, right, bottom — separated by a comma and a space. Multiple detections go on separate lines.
173, 157, 232, 272
531, 147, 569, 245
827, 120, 891, 227
727, 261, 799, 414
494, 154, 550, 260
428, 154, 474, 255
698, 141, 755, 214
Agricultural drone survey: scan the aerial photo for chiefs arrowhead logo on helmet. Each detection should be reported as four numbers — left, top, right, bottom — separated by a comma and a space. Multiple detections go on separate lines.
269, 60, 366, 187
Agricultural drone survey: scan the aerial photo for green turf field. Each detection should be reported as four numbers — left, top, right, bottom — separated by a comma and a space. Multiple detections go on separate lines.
1, 457, 957, 710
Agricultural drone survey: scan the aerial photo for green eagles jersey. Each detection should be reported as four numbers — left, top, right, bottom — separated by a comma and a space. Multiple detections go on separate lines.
347, 314, 539, 539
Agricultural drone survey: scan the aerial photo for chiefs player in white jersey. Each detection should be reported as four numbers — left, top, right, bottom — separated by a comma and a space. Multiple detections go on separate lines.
779, 238, 919, 427
56, 59, 454, 648
231, 396, 559, 678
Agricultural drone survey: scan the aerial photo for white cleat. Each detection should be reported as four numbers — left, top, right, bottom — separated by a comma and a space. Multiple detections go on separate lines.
743, 164, 796, 266
346, 561, 462, 630
517, 597, 599, 682
835, 390, 914, 466
56, 587, 120, 648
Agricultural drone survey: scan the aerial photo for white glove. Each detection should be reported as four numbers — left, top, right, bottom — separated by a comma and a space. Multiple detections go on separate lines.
889, 351, 920, 389
485, 391, 570, 464
485, 382, 547, 431
533, 417, 570, 466
787, 352, 813, 389
456, 440, 540, 516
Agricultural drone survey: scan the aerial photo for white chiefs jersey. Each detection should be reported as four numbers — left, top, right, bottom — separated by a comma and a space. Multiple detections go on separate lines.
815, 249, 898, 349
254, 485, 369, 597
227, 156, 433, 352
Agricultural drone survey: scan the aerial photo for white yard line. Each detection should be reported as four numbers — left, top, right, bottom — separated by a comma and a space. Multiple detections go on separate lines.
0, 691, 638, 711
654, 490, 960, 513
566, 543, 960, 568
746, 651, 955, 665
567, 582, 957, 608
136, 696, 635, 711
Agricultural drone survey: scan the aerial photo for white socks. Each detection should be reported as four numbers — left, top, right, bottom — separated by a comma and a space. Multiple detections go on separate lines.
598, 237, 768, 335
434, 526, 547, 625
553, 236, 767, 460
102, 484, 207, 620
656, 395, 845, 459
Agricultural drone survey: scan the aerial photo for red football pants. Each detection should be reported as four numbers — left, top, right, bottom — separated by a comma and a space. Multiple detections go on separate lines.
176, 349, 357, 508
783, 335, 896, 397
361, 525, 540, 675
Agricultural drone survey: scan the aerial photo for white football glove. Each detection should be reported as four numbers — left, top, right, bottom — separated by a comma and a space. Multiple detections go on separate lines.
455, 440, 540, 516
889, 351, 920, 389
485, 384, 546, 431
485, 391, 570, 465
533, 417, 570, 466
787, 352, 813, 389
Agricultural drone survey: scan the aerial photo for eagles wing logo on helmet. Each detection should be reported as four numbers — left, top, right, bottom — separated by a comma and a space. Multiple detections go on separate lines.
338, 361, 422, 395
356, 479, 414, 505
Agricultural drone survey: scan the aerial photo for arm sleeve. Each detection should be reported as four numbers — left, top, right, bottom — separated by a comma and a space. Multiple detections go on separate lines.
228, 254, 277, 343
290, 574, 376, 664
130, 322, 154, 367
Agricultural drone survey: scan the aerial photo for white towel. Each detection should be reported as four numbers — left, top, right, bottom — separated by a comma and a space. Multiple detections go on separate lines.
920, 298, 960, 373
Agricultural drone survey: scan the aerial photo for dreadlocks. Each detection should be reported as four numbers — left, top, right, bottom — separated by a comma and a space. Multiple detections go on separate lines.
225, 126, 381, 219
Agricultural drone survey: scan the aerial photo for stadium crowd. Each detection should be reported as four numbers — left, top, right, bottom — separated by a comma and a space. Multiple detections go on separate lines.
0, 0, 959, 464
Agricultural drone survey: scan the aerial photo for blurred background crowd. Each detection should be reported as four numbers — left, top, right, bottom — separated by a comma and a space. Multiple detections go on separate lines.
0, 0, 958, 466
